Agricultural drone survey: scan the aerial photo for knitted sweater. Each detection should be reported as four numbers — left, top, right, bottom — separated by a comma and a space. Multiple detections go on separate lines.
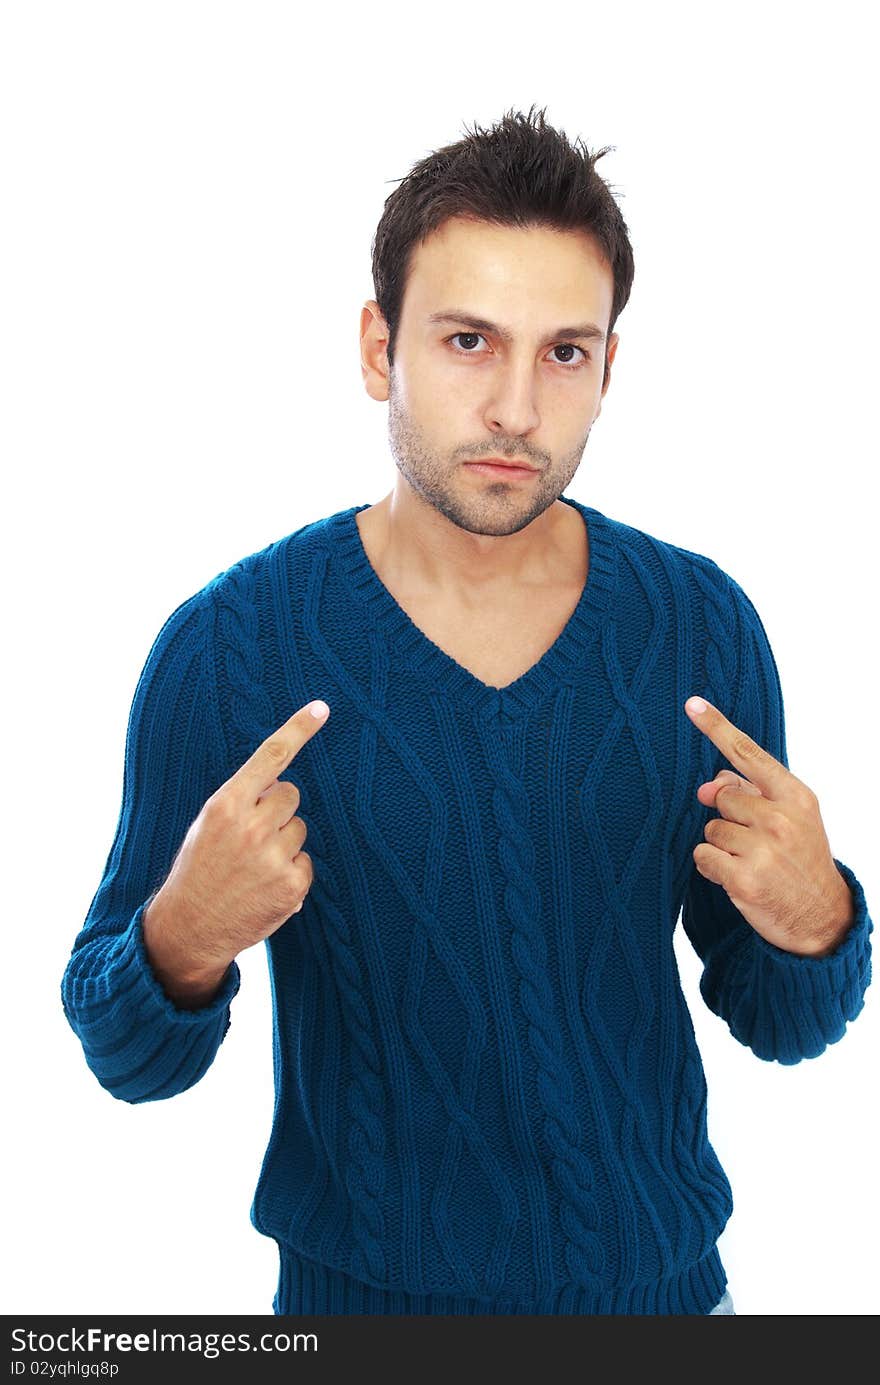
61, 496, 873, 1315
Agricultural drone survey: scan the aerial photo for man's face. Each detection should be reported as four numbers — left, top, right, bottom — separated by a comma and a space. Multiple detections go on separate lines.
364, 215, 618, 537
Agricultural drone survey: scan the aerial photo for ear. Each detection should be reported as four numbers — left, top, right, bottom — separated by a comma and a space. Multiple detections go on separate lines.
600, 332, 619, 396
360, 300, 391, 401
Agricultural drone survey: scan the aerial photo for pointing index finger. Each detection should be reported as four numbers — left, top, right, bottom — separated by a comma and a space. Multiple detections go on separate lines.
684, 695, 787, 798
232, 699, 330, 797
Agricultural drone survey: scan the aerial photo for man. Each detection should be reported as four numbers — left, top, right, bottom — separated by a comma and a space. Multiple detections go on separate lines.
61, 106, 872, 1317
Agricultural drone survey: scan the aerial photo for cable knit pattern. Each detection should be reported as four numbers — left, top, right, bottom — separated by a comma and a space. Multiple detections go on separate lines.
478, 710, 604, 1286
61, 496, 873, 1314
217, 556, 390, 1285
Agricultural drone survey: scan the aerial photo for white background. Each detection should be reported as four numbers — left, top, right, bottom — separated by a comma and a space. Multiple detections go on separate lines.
3, 0, 877, 1318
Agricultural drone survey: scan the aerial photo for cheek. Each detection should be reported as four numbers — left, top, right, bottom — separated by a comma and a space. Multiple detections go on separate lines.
433, 370, 489, 419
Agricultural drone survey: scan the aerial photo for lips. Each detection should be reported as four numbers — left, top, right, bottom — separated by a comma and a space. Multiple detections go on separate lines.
466, 457, 536, 471
464, 462, 536, 478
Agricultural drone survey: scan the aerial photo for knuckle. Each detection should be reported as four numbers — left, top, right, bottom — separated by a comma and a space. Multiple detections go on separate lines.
796, 781, 817, 811
207, 789, 236, 825
767, 809, 791, 840
738, 868, 760, 905
293, 850, 313, 888
293, 814, 308, 843
753, 848, 774, 885
262, 736, 288, 763
242, 815, 265, 849
732, 731, 759, 760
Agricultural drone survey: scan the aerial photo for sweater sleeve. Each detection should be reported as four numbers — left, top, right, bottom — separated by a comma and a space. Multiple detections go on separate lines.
60, 583, 241, 1102
681, 573, 873, 1064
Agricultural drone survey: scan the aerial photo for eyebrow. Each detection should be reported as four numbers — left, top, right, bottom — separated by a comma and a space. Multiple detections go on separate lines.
426, 309, 606, 346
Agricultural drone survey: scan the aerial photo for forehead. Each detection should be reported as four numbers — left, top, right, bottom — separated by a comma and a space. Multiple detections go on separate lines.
405, 216, 614, 325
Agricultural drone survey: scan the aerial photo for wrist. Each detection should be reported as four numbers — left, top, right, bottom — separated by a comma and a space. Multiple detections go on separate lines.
787, 874, 856, 958
142, 889, 233, 1008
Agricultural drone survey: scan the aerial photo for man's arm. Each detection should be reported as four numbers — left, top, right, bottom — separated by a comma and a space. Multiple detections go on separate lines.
60, 585, 241, 1103
680, 571, 872, 1064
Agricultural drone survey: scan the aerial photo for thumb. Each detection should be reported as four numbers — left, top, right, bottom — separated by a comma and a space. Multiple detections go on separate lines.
697, 769, 763, 807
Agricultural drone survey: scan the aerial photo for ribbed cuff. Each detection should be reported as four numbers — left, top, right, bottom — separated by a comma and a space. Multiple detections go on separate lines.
129, 897, 241, 1020
62, 899, 241, 1102
703, 857, 872, 1064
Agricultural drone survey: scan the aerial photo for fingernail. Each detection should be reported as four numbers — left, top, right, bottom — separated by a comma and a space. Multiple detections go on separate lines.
309, 700, 329, 719
686, 696, 708, 715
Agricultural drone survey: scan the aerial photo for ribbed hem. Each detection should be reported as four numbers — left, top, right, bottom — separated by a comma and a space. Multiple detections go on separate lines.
272, 1242, 728, 1316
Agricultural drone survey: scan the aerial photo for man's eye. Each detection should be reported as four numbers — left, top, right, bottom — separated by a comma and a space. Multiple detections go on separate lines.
548, 343, 588, 367
448, 331, 489, 354
446, 333, 587, 369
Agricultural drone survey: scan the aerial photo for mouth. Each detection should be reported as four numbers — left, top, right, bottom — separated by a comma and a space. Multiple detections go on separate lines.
463, 460, 538, 480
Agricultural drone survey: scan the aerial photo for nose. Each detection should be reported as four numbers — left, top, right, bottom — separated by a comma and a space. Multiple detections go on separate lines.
482, 359, 541, 440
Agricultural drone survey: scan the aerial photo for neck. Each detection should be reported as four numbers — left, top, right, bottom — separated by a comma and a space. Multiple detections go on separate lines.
358, 487, 584, 600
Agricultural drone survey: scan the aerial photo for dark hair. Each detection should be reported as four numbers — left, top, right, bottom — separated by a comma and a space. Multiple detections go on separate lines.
370, 104, 635, 387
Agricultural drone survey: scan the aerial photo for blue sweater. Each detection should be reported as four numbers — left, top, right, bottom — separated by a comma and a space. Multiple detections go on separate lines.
61, 496, 873, 1315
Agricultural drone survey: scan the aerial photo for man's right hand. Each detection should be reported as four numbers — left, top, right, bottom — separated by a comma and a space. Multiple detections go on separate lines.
142, 699, 330, 1006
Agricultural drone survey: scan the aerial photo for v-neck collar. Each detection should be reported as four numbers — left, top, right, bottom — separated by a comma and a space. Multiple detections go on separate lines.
327, 495, 618, 721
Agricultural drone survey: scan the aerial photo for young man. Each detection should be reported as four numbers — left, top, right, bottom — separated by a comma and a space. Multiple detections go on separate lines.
61, 106, 872, 1316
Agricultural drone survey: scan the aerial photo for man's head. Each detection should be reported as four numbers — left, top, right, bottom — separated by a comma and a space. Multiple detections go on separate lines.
360, 106, 635, 537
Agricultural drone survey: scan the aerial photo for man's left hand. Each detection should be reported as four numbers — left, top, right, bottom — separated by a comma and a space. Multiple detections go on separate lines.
684, 696, 854, 957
